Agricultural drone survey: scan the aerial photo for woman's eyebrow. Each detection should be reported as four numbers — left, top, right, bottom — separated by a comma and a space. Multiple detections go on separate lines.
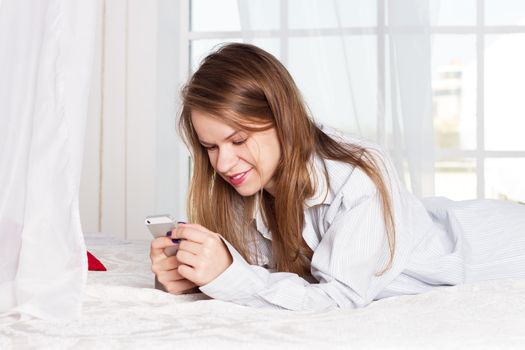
199, 130, 240, 145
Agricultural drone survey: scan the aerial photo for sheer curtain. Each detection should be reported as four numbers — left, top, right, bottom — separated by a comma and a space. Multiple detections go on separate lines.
0, 0, 98, 321
387, 0, 434, 197
237, 0, 435, 197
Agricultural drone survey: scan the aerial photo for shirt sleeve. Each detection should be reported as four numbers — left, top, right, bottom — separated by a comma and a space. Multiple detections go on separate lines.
199, 169, 410, 311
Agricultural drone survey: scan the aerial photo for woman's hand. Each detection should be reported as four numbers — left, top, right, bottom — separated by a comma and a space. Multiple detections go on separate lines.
172, 223, 233, 286
150, 236, 198, 294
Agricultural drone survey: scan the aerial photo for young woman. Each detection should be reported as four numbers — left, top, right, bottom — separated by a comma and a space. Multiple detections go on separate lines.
150, 43, 525, 311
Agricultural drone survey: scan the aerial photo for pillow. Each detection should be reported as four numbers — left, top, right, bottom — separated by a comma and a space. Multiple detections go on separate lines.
87, 251, 107, 271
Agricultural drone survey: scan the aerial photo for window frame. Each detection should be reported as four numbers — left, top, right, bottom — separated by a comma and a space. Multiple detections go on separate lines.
181, 0, 525, 201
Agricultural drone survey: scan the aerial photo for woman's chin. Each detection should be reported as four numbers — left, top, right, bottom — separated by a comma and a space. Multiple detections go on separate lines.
234, 185, 260, 197
229, 179, 262, 196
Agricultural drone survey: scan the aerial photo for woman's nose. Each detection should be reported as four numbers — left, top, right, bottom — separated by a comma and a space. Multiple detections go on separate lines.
215, 146, 238, 173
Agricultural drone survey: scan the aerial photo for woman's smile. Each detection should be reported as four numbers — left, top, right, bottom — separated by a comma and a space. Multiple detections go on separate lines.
227, 168, 252, 186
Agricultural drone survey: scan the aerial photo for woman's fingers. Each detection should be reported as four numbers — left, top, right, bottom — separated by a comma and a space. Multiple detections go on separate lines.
163, 246, 180, 257
177, 263, 196, 282
162, 223, 233, 286
151, 236, 177, 249
178, 223, 215, 235
150, 229, 206, 294
164, 279, 198, 295
178, 239, 202, 255
173, 225, 210, 243
154, 255, 180, 271
150, 237, 179, 262
176, 249, 200, 268
174, 225, 223, 253
156, 267, 185, 285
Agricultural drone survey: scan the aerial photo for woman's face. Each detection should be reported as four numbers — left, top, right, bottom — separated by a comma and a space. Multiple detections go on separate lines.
191, 110, 281, 196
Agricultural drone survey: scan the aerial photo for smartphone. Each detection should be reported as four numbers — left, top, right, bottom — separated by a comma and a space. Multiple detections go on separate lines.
145, 214, 179, 256
145, 214, 176, 238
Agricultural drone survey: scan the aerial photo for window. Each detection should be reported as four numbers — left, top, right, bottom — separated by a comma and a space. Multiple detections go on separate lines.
183, 0, 525, 203
431, 0, 525, 203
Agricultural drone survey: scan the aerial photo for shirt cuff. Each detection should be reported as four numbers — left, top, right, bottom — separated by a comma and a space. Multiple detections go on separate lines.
199, 237, 266, 301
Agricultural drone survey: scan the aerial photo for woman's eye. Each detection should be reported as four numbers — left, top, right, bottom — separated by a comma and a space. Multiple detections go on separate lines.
204, 145, 218, 151
232, 139, 247, 146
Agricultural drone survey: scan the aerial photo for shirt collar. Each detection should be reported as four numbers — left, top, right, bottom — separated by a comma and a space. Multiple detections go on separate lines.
254, 203, 271, 239
254, 154, 340, 237
304, 154, 334, 208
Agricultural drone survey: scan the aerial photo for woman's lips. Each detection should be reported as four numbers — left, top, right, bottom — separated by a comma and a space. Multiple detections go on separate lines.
228, 169, 251, 186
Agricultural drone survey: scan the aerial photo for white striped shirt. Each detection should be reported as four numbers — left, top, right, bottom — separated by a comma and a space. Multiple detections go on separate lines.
199, 131, 525, 311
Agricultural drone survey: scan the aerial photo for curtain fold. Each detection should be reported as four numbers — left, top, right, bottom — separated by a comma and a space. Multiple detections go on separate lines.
0, 0, 98, 321
387, 0, 435, 197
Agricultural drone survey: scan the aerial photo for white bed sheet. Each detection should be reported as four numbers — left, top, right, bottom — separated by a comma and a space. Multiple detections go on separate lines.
2, 233, 525, 349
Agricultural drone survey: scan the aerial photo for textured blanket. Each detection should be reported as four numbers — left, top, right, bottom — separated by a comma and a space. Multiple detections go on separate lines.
2, 234, 525, 349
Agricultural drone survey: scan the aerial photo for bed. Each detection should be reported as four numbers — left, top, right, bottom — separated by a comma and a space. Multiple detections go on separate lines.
2, 232, 525, 349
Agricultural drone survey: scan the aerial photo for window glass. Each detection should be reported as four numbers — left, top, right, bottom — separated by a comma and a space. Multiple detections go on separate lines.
485, 34, 525, 150
191, 0, 240, 31
435, 159, 477, 200
432, 35, 477, 149
429, 0, 476, 26
485, 0, 525, 26
485, 158, 525, 203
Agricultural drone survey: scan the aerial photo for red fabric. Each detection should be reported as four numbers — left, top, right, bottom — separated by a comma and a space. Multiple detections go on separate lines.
87, 251, 107, 271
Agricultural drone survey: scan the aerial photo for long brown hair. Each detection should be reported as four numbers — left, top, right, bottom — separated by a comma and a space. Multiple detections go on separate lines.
179, 43, 395, 277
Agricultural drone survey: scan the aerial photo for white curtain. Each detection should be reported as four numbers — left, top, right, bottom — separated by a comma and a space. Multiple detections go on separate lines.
387, 0, 435, 197
0, 0, 98, 321
237, 0, 435, 197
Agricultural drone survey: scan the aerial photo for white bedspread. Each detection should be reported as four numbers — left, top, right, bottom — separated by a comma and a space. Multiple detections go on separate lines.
2, 233, 525, 349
